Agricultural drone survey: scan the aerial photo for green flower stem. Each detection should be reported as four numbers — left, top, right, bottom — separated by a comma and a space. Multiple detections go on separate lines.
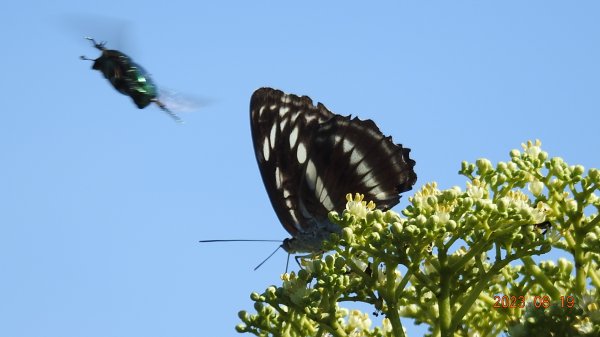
339, 295, 374, 305
382, 261, 406, 337
496, 242, 504, 262
562, 229, 588, 294
479, 292, 496, 306
345, 258, 370, 280
269, 305, 303, 335
312, 320, 346, 337
384, 262, 398, 304
300, 308, 343, 337
385, 304, 406, 337
438, 248, 452, 337
449, 235, 491, 274
580, 213, 600, 233
394, 267, 415, 303
574, 244, 588, 294
443, 233, 461, 252
562, 228, 577, 248
408, 266, 437, 294
520, 256, 562, 299
450, 246, 546, 332
474, 253, 487, 276
589, 263, 600, 289
493, 222, 527, 239
268, 302, 289, 316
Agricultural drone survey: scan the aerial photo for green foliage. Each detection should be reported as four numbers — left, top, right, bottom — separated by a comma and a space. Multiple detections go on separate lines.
237, 140, 600, 337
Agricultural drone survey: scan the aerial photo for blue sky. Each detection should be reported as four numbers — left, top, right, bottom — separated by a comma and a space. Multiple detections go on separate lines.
1, 1, 599, 336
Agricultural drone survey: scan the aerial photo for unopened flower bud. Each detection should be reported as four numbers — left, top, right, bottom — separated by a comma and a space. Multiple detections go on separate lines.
558, 258, 573, 274
529, 180, 544, 196
565, 199, 578, 213
584, 232, 598, 245
342, 227, 354, 242
476, 158, 493, 174
589, 168, 600, 183
392, 222, 404, 235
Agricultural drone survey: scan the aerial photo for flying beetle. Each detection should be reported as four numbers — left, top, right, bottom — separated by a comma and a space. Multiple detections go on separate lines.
80, 37, 182, 122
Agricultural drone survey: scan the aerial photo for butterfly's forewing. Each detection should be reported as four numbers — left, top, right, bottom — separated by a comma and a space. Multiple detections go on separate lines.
250, 89, 333, 240
250, 88, 417, 253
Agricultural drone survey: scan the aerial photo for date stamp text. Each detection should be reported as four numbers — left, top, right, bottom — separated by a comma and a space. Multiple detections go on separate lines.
493, 295, 576, 309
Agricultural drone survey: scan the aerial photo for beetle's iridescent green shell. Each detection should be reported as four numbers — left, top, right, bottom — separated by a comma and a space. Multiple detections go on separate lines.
82, 37, 181, 122
92, 49, 158, 109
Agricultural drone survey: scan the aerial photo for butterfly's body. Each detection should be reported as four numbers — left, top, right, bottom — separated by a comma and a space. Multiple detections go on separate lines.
250, 88, 417, 253
81, 37, 181, 122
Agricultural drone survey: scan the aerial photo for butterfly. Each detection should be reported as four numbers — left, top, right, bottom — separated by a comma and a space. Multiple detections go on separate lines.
250, 88, 417, 254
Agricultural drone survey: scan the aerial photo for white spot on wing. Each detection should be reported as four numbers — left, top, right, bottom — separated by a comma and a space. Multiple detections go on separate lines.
315, 176, 324, 198
297, 142, 307, 164
279, 118, 288, 131
281, 95, 291, 104
270, 104, 277, 110
342, 138, 354, 154
305, 159, 317, 190
289, 126, 299, 148
269, 123, 277, 148
279, 106, 290, 117
258, 105, 266, 117
322, 194, 334, 210
275, 167, 282, 188
290, 211, 301, 231
283, 189, 290, 198
350, 151, 363, 165
315, 172, 334, 210
262, 137, 270, 161
375, 192, 389, 200
291, 111, 300, 124
305, 115, 317, 124
369, 185, 385, 196
362, 171, 380, 189
356, 161, 372, 176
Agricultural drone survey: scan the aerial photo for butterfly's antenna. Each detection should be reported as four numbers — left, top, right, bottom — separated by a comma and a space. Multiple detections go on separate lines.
199, 239, 281, 243
253, 245, 282, 271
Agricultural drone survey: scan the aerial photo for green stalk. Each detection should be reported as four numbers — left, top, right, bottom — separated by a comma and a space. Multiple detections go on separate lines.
520, 256, 561, 299
384, 263, 406, 337
563, 230, 587, 294
437, 248, 452, 337
588, 264, 600, 289
450, 246, 546, 332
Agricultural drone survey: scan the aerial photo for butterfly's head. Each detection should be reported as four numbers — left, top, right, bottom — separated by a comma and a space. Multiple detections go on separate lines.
281, 238, 295, 253
281, 236, 325, 254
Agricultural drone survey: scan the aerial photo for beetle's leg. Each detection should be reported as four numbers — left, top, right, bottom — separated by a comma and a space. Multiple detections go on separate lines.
84, 37, 106, 51
152, 99, 183, 124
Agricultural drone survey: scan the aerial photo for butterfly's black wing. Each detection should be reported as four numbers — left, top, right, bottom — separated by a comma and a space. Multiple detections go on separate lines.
250, 88, 334, 249
250, 88, 416, 253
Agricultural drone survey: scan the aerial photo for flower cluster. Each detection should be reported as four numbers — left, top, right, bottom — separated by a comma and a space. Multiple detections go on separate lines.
237, 140, 599, 337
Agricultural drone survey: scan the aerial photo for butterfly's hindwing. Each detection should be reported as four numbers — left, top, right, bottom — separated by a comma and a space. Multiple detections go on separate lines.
250, 88, 417, 253
306, 115, 416, 212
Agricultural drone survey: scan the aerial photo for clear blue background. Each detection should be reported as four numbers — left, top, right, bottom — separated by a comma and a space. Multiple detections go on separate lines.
1, 1, 599, 336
